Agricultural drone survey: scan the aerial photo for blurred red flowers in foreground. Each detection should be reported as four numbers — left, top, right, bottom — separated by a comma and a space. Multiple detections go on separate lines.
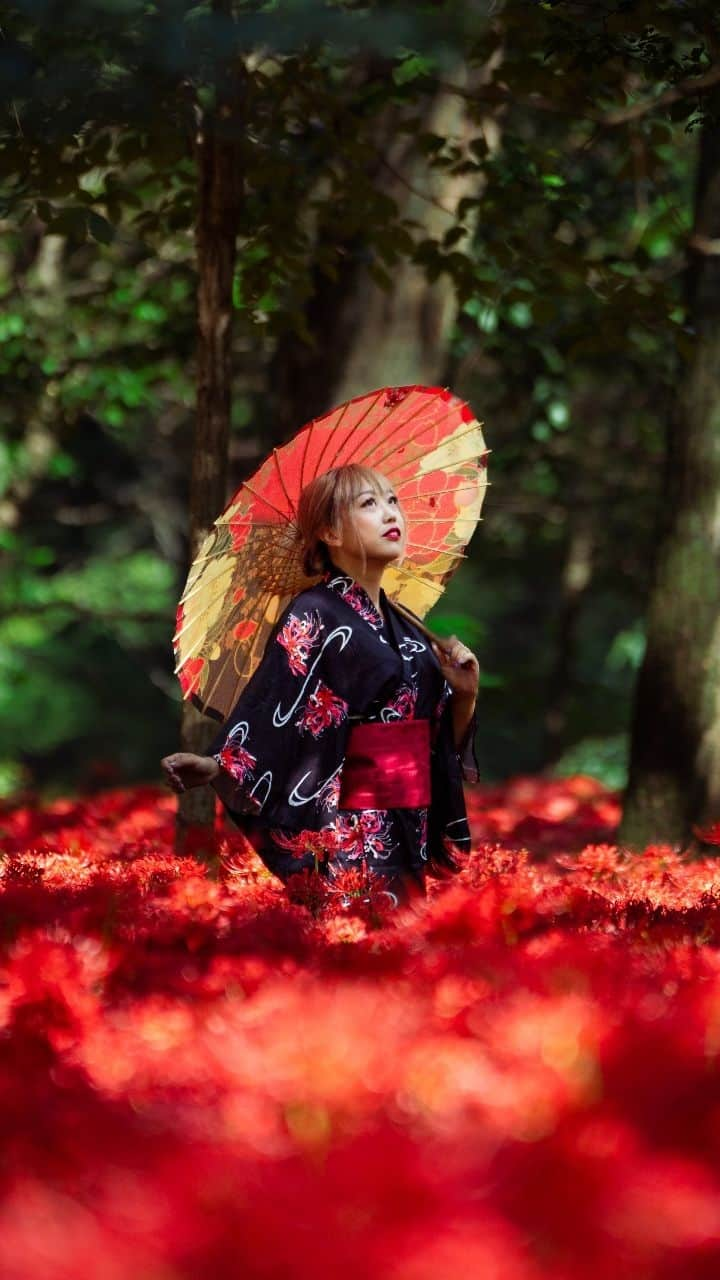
3, 775, 720, 1278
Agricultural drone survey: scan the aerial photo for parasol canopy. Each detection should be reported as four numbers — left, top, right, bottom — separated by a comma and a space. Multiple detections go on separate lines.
173, 383, 488, 721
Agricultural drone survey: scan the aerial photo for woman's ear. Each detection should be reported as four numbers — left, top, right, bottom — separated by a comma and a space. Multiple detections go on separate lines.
320, 523, 342, 549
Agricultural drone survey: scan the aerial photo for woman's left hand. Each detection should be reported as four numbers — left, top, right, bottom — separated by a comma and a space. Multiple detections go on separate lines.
431, 635, 480, 700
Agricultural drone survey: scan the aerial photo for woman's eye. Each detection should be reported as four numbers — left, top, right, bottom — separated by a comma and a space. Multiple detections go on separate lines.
362, 497, 375, 507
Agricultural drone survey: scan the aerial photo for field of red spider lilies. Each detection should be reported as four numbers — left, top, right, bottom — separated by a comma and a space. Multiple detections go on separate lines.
3, 775, 720, 1278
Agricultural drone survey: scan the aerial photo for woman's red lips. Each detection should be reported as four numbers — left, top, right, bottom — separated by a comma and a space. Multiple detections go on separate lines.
383, 528, 401, 539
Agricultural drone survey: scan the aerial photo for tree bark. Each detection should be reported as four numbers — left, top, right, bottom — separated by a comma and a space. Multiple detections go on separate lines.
332, 61, 503, 404
266, 56, 504, 442
620, 115, 720, 847
175, 57, 245, 853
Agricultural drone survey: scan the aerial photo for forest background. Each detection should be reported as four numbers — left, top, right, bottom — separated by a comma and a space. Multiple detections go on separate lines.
2, 0, 718, 846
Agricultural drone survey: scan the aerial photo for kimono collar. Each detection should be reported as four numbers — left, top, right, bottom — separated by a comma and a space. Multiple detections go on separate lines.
321, 565, 385, 632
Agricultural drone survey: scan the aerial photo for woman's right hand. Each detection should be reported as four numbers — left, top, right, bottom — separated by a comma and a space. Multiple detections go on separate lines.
160, 752, 220, 793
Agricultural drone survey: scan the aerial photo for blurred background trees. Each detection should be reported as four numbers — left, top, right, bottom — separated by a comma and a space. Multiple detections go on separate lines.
1, 0, 719, 843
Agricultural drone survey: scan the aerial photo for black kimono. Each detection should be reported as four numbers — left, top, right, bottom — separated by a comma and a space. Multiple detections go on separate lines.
208, 566, 476, 904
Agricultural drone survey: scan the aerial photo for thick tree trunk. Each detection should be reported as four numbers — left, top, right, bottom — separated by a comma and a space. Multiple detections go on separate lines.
175, 62, 244, 853
333, 63, 502, 403
620, 118, 720, 847
266, 57, 503, 442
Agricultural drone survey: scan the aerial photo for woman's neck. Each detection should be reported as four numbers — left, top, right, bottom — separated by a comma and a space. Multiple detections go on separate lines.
327, 551, 385, 607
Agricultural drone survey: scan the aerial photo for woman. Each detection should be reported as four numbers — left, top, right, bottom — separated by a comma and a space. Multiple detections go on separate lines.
161, 464, 479, 906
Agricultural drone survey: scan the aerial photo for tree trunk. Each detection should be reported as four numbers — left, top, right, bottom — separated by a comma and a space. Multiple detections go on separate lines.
620, 116, 720, 847
266, 56, 504, 442
332, 62, 503, 404
175, 59, 244, 854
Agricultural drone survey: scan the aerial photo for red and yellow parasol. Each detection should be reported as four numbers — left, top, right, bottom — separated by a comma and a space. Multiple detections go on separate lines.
173, 384, 488, 721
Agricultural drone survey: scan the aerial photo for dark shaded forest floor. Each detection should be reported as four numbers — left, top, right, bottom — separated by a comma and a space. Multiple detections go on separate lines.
1, 778, 720, 1279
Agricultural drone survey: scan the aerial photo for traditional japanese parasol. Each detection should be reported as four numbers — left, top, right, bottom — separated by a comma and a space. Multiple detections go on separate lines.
173, 384, 488, 722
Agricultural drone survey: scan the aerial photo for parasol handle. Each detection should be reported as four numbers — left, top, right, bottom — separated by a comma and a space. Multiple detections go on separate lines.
390, 600, 446, 652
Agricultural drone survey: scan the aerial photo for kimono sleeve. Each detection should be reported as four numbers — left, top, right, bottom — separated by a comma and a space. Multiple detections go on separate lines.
426, 686, 477, 875
206, 595, 375, 831
456, 703, 480, 783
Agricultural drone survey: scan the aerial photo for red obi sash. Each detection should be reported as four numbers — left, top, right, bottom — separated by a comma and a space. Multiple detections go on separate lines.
338, 719, 431, 810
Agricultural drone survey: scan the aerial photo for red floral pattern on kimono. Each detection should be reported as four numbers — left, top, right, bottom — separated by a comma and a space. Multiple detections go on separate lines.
335, 810, 395, 861
322, 572, 384, 631
215, 742, 257, 784
276, 610, 322, 676
296, 680, 349, 738
318, 771, 342, 813
380, 683, 417, 721
209, 562, 477, 894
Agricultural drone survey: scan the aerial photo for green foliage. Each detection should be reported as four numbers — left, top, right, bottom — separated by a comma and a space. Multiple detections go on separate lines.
551, 733, 629, 791
0, 0, 716, 792
428, 563, 489, 654
2, 552, 176, 621
607, 624, 647, 673
0, 760, 25, 800
392, 50, 437, 86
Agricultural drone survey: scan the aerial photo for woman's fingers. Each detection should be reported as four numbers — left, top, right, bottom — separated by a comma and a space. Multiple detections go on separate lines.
161, 754, 186, 791
161, 752, 219, 793
445, 635, 473, 665
433, 635, 475, 669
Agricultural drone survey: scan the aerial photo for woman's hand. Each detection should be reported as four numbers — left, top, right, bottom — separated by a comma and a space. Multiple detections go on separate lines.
160, 752, 220, 793
430, 635, 480, 700
431, 636, 480, 753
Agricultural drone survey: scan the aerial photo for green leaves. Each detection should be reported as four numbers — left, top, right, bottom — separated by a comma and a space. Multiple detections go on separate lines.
392, 50, 436, 86
0, 0, 711, 793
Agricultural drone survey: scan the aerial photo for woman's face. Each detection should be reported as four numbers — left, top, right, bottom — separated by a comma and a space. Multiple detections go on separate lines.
330, 473, 407, 564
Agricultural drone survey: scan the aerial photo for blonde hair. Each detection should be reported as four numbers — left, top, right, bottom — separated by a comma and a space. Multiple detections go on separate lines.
296, 464, 387, 577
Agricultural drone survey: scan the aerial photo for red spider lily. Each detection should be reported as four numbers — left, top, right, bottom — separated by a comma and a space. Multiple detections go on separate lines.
269, 823, 352, 864
284, 867, 330, 915
325, 862, 399, 925
693, 820, 720, 846
4, 775, 720, 1277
